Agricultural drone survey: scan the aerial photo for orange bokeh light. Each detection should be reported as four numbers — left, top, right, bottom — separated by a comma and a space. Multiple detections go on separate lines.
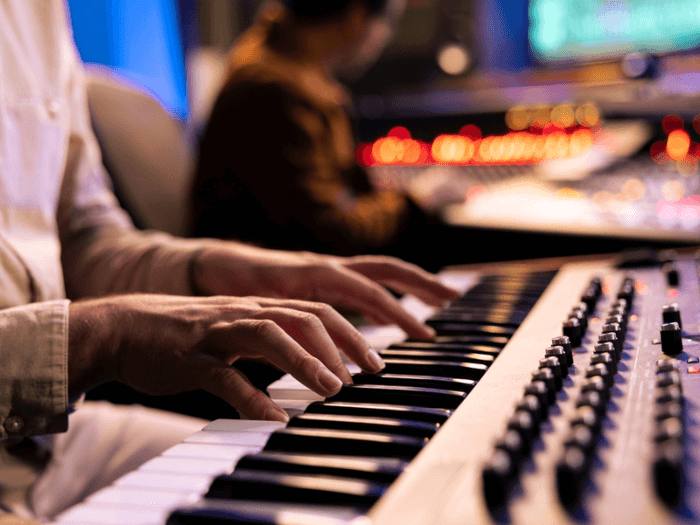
666, 129, 691, 161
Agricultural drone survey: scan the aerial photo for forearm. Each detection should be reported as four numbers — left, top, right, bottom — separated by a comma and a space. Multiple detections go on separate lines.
61, 225, 218, 299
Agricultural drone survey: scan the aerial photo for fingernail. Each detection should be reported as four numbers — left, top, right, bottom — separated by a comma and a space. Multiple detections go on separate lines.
367, 348, 385, 372
264, 406, 290, 423
318, 368, 343, 395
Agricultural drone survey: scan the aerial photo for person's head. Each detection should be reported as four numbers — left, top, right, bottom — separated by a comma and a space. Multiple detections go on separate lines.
278, 0, 404, 78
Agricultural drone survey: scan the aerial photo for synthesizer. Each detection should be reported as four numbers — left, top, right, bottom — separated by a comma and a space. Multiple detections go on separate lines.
53, 252, 700, 525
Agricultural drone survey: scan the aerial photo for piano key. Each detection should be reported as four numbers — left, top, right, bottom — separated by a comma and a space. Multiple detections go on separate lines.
264, 427, 427, 459
390, 341, 503, 354
380, 358, 488, 380
378, 348, 495, 365
304, 401, 452, 424
139, 455, 245, 477
424, 321, 518, 337
56, 504, 168, 525
351, 372, 476, 393
115, 470, 213, 494
166, 499, 368, 525
430, 334, 509, 346
206, 470, 386, 509
286, 412, 440, 439
86, 486, 197, 509
327, 384, 468, 409
234, 452, 407, 484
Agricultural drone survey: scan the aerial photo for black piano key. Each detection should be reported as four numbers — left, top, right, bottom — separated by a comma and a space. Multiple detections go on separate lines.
430, 335, 509, 347
425, 322, 518, 337
264, 427, 427, 459
206, 470, 385, 509
287, 412, 440, 439
327, 384, 468, 409
390, 341, 503, 355
380, 358, 488, 380
234, 452, 407, 484
427, 311, 526, 326
378, 348, 495, 365
351, 372, 477, 394
304, 401, 452, 424
168, 500, 365, 525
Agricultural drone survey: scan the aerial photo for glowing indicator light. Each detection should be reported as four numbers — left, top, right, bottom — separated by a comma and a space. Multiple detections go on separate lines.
662, 115, 684, 135
635, 280, 649, 295
387, 126, 411, 139
668, 289, 680, 299
688, 366, 700, 374
459, 124, 482, 140
667, 129, 691, 161
630, 314, 639, 322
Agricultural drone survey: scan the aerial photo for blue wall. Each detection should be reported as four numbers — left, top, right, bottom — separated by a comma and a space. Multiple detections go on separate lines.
67, 0, 189, 119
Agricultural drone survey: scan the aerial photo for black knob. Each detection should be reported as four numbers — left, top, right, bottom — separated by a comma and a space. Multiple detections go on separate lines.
662, 304, 682, 329
602, 323, 624, 352
524, 382, 550, 418
544, 346, 569, 378
516, 395, 544, 426
598, 332, 622, 360
660, 323, 683, 356
539, 357, 563, 390
662, 262, 680, 287
576, 390, 607, 417
653, 439, 684, 507
591, 352, 616, 376
585, 363, 614, 389
531, 369, 557, 403
552, 336, 573, 366
563, 318, 583, 347
594, 341, 619, 364
557, 446, 589, 508
483, 448, 517, 510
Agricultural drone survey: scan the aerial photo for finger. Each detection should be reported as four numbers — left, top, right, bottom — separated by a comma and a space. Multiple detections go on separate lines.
205, 318, 345, 398
252, 298, 385, 373
309, 264, 437, 340
342, 256, 460, 305
249, 307, 354, 383
186, 353, 289, 421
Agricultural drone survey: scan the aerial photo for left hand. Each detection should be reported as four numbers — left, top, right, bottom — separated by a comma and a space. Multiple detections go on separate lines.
191, 242, 460, 340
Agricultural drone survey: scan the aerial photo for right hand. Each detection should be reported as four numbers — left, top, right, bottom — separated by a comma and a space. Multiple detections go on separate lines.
68, 294, 386, 421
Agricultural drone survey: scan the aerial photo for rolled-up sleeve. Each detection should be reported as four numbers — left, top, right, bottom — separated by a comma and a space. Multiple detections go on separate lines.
0, 301, 69, 439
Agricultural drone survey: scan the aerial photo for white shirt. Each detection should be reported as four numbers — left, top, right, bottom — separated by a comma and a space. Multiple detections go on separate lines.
0, 0, 210, 439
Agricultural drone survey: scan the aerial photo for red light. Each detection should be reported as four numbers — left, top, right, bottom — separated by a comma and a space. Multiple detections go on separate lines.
387, 126, 411, 139
662, 115, 684, 135
650, 141, 669, 163
668, 289, 680, 299
459, 124, 482, 140
356, 143, 373, 167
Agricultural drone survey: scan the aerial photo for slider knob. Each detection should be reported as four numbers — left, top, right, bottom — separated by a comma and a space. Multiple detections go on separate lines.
662, 304, 682, 329
660, 323, 683, 356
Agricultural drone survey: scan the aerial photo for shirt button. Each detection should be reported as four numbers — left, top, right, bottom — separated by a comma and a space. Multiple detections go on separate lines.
46, 100, 61, 120
4, 415, 24, 434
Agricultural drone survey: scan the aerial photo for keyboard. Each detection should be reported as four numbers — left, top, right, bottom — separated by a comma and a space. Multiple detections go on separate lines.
53, 253, 700, 524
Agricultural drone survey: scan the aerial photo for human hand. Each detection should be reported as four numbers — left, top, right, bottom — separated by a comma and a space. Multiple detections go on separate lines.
68, 294, 386, 421
191, 243, 460, 340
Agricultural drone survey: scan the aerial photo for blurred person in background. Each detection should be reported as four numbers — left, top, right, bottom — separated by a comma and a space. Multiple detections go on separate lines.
191, 0, 444, 270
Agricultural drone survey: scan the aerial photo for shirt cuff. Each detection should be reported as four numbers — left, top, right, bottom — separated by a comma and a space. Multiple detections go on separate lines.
0, 300, 69, 439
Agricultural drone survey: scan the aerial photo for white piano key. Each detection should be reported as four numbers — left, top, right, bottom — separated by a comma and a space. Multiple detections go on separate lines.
86, 487, 196, 508
267, 378, 325, 401
115, 470, 212, 493
138, 455, 244, 476
202, 419, 287, 432
275, 399, 312, 417
54, 504, 167, 525
164, 443, 261, 460
185, 429, 282, 446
